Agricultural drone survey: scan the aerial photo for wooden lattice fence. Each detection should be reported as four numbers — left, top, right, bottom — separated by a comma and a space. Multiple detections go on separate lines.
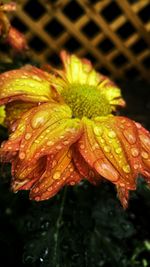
9, 0, 150, 81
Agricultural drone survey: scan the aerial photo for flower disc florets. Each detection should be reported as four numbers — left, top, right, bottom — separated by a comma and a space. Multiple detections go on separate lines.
61, 83, 112, 119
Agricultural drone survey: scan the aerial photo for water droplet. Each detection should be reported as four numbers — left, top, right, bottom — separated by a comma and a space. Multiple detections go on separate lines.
133, 164, 139, 170
51, 160, 57, 168
35, 196, 40, 201
92, 143, 99, 150
94, 160, 119, 181
123, 164, 131, 173
115, 147, 122, 154
139, 134, 150, 147
123, 130, 136, 144
141, 151, 149, 159
53, 171, 61, 180
56, 145, 62, 150
48, 187, 52, 192
47, 140, 54, 146
104, 145, 111, 153
80, 144, 85, 149
31, 110, 49, 129
34, 140, 40, 144
108, 130, 116, 138
19, 152, 26, 160
33, 75, 42, 82
100, 138, 105, 144
135, 122, 142, 129
33, 187, 39, 193
63, 140, 69, 145
120, 124, 124, 129
131, 147, 139, 157
25, 133, 32, 140
93, 126, 103, 136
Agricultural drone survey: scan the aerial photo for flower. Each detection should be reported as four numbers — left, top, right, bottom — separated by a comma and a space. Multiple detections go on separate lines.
0, 51, 150, 208
0, 2, 28, 52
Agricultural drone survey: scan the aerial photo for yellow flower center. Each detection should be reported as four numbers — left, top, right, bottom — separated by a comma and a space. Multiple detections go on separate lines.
61, 83, 112, 119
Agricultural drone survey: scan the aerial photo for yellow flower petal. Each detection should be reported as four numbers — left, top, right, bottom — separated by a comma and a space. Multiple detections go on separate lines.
60, 50, 99, 85
98, 75, 126, 110
0, 66, 52, 104
0, 105, 5, 125
4, 101, 36, 129
1, 102, 82, 166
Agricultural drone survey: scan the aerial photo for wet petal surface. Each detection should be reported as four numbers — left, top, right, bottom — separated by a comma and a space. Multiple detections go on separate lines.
0, 66, 52, 104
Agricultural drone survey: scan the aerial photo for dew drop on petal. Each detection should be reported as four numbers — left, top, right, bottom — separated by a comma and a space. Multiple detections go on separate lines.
135, 122, 142, 129
35, 196, 40, 201
120, 124, 124, 129
33, 187, 39, 193
131, 147, 139, 157
94, 161, 119, 182
93, 126, 103, 136
63, 140, 70, 145
123, 164, 131, 173
53, 171, 61, 180
133, 164, 139, 170
141, 151, 149, 159
51, 160, 57, 168
92, 143, 99, 150
25, 133, 32, 140
139, 134, 150, 147
56, 145, 62, 150
100, 138, 105, 144
31, 110, 49, 129
123, 130, 136, 144
80, 144, 85, 149
115, 147, 122, 154
104, 145, 111, 153
47, 140, 54, 146
19, 152, 26, 160
108, 130, 116, 138
48, 187, 52, 192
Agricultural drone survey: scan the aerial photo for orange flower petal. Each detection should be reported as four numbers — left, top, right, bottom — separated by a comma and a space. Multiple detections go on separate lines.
0, 66, 52, 104
16, 103, 82, 164
136, 123, 150, 178
0, 107, 34, 162
78, 116, 141, 189
11, 156, 46, 191
30, 149, 82, 201
116, 185, 129, 209
6, 26, 28, 52
73, 145, 102, 185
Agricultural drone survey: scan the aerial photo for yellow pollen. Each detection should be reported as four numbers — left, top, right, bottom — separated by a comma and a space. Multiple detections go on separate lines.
61, 83, 112, 119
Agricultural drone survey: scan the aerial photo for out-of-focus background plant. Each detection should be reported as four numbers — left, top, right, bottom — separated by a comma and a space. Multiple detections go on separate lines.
0, 1, 150, 267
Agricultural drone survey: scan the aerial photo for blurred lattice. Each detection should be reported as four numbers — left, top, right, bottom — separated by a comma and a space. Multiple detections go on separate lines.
9, 0, 150, 81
